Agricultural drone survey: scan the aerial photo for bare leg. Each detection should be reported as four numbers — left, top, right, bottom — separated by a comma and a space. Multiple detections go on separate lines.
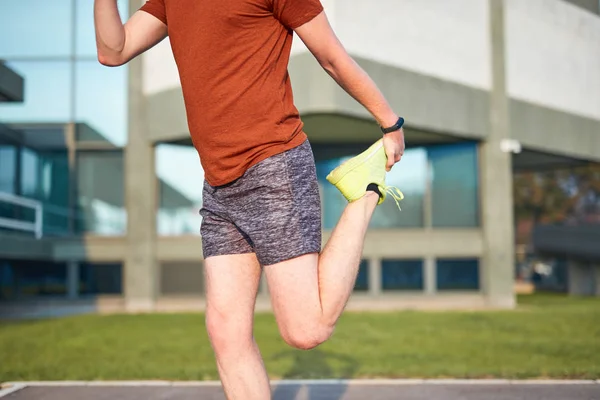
204, 253, 270, 400
265, 192, 379, 349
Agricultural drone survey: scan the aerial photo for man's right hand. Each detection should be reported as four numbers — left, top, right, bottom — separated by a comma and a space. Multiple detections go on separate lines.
382, 128, 405, 172
95, 0, 167, 66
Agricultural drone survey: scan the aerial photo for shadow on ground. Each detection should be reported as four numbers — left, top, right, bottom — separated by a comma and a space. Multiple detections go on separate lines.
270, 349, 359, 400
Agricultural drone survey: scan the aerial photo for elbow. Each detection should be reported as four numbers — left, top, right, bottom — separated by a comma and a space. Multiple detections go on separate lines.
319, 55, 343, 80
320, 58, 335, 75
97, 52, 125, 67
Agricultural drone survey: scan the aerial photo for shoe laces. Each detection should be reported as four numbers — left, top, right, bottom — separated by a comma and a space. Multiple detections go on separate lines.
383, 185, 405, 210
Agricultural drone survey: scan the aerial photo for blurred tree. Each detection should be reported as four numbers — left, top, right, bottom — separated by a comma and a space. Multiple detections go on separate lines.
513, 163, 600, 245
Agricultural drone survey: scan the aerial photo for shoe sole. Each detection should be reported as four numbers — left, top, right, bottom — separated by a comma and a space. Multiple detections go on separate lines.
326, 139, 384, 185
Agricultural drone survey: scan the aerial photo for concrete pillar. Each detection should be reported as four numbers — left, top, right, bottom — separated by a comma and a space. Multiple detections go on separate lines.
480, 0, 516, 308
67, 260, 79, 300
368, 258, 382, 296
124, 0, 159, 312
424, 256, 436, 295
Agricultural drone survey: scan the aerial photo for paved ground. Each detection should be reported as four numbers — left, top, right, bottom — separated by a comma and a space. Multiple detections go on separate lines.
2, 382, 599, 400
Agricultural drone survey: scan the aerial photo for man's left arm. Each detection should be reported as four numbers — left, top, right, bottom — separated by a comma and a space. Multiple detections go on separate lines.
295, 12, 405, 171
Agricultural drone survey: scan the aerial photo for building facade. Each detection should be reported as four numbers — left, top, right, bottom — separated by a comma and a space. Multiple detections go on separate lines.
1, 0, 599, 317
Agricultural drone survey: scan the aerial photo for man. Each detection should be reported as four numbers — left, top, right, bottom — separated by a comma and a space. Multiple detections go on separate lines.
94, 0, 405, 398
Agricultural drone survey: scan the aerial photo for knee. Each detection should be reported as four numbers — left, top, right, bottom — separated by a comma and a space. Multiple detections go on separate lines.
206, 309, 252, 355
281, 324, 334, 351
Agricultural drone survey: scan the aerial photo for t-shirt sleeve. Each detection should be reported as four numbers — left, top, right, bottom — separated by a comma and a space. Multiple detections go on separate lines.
272, 0, 324, 30
139, 0, 167, 25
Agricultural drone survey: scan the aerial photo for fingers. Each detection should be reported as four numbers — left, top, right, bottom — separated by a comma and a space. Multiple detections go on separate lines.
385, 149, 395, 172
385, 149, 403, 171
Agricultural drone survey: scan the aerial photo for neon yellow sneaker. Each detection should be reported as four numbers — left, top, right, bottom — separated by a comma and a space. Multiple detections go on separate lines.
326, 139, 405, 209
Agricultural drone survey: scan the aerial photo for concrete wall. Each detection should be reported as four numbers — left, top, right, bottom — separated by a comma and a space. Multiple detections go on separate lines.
143, 1, 492, 93
505, 0, 600, 121
321, 0, 491, 90
141, 0, 600, 133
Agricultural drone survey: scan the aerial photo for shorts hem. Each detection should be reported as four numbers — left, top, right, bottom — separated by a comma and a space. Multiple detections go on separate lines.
259, 246, 321, 267
203, 250, 256, 260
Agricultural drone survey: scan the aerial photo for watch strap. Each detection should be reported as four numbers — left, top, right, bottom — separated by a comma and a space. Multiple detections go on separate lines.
381, 117, 405, 134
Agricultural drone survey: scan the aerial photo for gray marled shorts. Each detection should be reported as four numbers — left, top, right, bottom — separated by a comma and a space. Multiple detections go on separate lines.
199, 139, 322, 266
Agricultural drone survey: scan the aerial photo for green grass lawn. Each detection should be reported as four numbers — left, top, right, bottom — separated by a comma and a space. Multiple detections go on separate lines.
1, 294, 599, 382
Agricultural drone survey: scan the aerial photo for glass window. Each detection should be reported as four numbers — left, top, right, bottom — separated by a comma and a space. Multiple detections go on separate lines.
75, 1, 130, 57
0, 0, 73, 58
156, 144, 204, 236
0, 145, 18, 222
75, 61, 128, 146
0, 62, 72, 123
371, 148, 427, 228
436, 259, 480, 291
381, 259, 424, 291
315, 157, 348, 230
0, 260, 17, 300
79, 263, 123, 295
0, 145, 17, 193
0, 260, 67, 299
20, 148, 70, 235
315, 146, 426, 229
354, 260, 369, 292
76, 151, 126, 235
430, 142, 479, 227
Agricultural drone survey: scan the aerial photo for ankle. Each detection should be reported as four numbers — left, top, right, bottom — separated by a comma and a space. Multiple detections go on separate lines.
366, 183, 382, 200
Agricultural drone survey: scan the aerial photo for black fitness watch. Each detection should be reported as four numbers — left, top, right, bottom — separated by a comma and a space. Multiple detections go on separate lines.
381, 117, 405, 134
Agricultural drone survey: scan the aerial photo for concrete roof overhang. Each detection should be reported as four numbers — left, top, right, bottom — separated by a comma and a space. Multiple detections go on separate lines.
145, 53, 600, 164
0, 63, 24, 102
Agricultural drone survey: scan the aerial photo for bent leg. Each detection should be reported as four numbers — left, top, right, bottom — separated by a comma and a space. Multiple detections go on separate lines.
264, 192, 379, 350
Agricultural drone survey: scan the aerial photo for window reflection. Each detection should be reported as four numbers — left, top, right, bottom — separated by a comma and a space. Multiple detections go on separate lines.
381, 259, 424, 291
75, 61, 128, 146
76, 151, 126, 235
314, 142, 479, 229
156, 144, 204, 236
371, 149, 426, 228
0, 0, 72, 58
0, 145, 18, 222
436, 259, 480, 291
0, 146, 17, 194
0, 260, 67, 300
354, 260, 369, 292
79, 263, 123, 295
0, 62, 72, 123
430, 143, 479, 227
20, 148, 70, 235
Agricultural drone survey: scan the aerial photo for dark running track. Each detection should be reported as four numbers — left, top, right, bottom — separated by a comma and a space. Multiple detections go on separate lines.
2, 382, 600, 400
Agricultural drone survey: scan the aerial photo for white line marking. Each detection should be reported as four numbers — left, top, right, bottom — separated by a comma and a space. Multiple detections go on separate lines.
512, 380, 597, 385
343, 379, 427, 385
86, 381, 172, 386
424, 379, 511, 385
14, 381, 87, 386
0, 383, 25, 398
171, 381, 222, 387
2, 379, 599, 389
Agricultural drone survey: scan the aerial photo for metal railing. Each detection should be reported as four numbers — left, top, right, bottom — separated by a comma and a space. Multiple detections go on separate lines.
0, 192, 43, 239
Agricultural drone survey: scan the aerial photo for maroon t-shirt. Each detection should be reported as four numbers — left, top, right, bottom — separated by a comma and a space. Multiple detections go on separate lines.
140, 0, 324, 186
